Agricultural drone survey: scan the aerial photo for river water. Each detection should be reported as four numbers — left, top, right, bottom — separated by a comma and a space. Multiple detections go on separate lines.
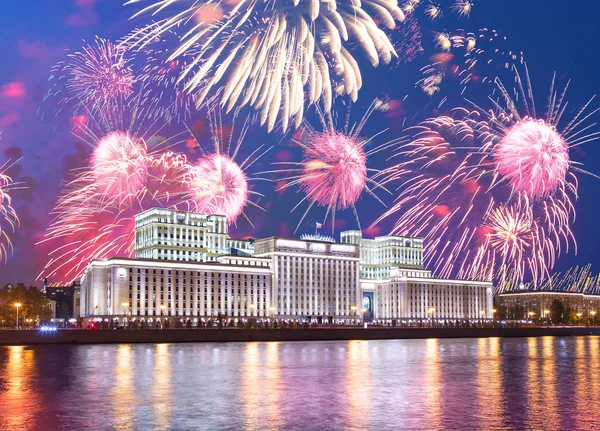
0, 337, 599, 430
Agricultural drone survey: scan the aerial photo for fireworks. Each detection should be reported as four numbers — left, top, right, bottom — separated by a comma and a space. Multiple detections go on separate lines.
301, 132, 367, 209
48, 37, 135, 114
37, 103, 196, 281
451, 0, 473, 18
188, 154, 248, 223
424, 4, 442, 20
272, 99, 394, 232
125, 0, 404, 132
0, 159, 21, 264
501, 264, 600, 295
122, 27, 196, 123
187, 110, 271, 225
377, 65, 598, 286
494, 119, 569, 198
415, 29, 518, 97
90, 131, 149, 201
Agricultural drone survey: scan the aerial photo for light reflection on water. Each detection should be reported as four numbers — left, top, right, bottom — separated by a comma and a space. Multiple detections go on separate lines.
0, 337, 599, 431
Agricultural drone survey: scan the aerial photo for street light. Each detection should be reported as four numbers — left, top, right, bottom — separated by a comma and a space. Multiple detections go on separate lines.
527, 311, 535, 322
249, 303, 255, 317
14, 303, 21, 329
542, 309, 550, 326
576, 312, 583, 325
591, 310, 597, 326
269, 306, 276, 320
121, 302, 129, 327
350, 305, 357, 327
159, 305, 166, 329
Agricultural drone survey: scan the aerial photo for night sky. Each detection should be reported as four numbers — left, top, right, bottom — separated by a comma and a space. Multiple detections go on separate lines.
1, 0, 600, 287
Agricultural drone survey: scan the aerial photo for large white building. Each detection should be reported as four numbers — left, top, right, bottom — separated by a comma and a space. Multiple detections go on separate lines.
80, 209, 494, 323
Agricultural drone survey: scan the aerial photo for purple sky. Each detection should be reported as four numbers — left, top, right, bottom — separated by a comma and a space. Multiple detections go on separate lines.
2, 0, 600, 287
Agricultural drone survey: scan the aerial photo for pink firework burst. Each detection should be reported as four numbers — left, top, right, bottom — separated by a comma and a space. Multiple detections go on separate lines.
187, 110, 271, 226
189, 154, 248, 223
494, 118, 569, 198
271, 99, 394, 233
301, 131, 367, 209
91, 131, 149, 200
377, 64, 598, 287
38, 106, 197, 282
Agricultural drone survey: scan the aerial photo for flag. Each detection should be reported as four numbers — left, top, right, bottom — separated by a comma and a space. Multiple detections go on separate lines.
316, 222, 323, 229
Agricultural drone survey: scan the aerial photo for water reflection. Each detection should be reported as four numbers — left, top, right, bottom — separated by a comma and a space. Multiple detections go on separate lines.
423, 338, 441, 430
475, 338, 503, 429
152, 344, 172, 430
1, 337, 600, 430
241, 342, 282, 430
345, 340, 371, 430
0, 346, 41, 430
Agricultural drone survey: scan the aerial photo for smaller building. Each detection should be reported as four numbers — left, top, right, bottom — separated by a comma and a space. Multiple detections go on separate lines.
495, 291, 600, 321
43, 279, 80, 319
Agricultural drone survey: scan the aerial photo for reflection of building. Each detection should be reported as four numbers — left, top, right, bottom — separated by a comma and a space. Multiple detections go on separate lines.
496, 291, 600, 318
80, 208, 495, 322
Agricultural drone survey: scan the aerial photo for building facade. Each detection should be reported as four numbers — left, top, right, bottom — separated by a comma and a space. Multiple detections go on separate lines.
496, 291, 600, 320
134, 208, 253, 263
340, 230, 425, 279
253, 237, 360, 320
340, 231, 495, 322
43, 279, 81, 319
80, 256, 272, 321
79, 208, 495, 323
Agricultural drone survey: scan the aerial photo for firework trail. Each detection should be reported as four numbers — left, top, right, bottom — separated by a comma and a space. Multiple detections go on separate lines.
501, 264, 600, 295
0, 158, 22, 264
125, 0, 405, 132
186, 110, 271, 225
47, 37, 136, 115
376, 64, 600, 287
416, 29, 522, 97
269, 99, 396, 233
122, 27, 196, 123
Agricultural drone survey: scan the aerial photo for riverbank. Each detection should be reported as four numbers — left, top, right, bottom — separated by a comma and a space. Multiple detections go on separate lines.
0, 326, 599, 345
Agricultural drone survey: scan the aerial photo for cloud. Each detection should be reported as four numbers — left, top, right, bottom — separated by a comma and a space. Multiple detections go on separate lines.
17, 40, 66, 64
1, 82, 26, 99
0, 112, 20, 128
65, 0, 100, 27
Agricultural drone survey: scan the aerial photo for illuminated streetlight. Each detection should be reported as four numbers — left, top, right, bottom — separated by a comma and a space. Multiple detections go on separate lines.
14, 303, 21, 329
269, 306, 276, 320
249, 303, 255, 317
576, 312, 583, 325
591, 310, 597, 326
351, 305, 357, 327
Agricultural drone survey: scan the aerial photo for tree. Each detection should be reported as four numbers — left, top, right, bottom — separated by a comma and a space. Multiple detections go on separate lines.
0, 283, 53, 326
550, 299, 565, 324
